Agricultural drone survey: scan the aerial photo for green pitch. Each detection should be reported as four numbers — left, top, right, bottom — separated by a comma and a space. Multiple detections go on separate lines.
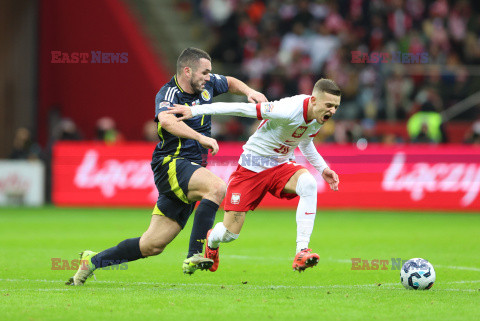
0, 207, 479, 321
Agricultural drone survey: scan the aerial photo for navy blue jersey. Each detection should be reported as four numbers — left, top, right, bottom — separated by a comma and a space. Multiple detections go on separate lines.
153, 74, 229, 165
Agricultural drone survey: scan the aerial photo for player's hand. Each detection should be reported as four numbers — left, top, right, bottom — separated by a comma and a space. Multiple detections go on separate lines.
166, 104, 193, 121
322, 168, 339, 191
247, 90, 268, 104
198, 135, 219, 156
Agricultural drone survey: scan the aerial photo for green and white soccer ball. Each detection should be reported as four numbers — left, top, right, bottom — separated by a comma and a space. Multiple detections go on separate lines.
400, 258, 436, 290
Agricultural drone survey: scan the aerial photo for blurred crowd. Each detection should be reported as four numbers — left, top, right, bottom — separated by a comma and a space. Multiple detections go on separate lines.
186, 0, 480, 144
9, 0, 480, 161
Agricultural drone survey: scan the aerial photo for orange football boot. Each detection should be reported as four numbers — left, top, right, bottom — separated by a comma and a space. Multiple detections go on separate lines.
292, 249, 320, 272
204, 229, 219, 272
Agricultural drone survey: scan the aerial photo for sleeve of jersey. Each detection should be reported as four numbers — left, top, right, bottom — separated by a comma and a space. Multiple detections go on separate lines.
155, 88, 176, 118
211, 73, 229, 96
298, 140, 329, 174
256, 99, 295, 121
191, 102, 258, 118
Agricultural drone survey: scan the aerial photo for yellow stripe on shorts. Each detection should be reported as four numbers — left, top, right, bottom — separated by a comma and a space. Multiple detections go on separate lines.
152, 204, 165, 216
167, 158, 190, 204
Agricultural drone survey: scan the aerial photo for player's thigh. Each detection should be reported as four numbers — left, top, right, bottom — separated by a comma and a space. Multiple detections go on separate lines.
282, 168, 310, 194
140, 214, 182, 253
186, 167, 226, 202
223, 211, 246, 234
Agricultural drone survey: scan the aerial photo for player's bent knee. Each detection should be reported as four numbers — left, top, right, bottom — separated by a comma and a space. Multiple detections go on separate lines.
144, 245, 165, 257
141, 241, 167, 257
297, 173, 317, 197
206, 179, 226, 204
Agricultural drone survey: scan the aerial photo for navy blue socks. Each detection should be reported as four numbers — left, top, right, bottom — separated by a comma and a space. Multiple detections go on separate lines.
91, 237, 143, 269
187, 199, 219, 258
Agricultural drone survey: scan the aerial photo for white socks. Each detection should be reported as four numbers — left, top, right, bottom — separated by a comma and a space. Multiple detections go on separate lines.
295, 173, 318, 253
208, 222, 239, 249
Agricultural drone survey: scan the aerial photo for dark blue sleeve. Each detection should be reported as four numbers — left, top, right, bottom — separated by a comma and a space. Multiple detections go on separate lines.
210, 73, 229, 97
155, 86, 178, 118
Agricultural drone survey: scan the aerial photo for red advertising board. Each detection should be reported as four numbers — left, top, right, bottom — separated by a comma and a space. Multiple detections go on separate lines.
53, 142, 480, 211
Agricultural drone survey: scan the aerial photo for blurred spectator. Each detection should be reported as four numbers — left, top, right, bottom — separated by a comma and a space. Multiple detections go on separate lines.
309, 21, 340, 73
278, 22, 309, 67
407, 102, 446, 143
54, 118, 82, 141
324, 1, 346, 34
9, 127, 42, 160
243, 45, 277, 80
464, 120, 480, 144
382, 133, 405, 145
261, 73, 284, 101
385, 65, 414, 120
201, 0, 233, 26
291, 0, 315, 29
143, 120, 159, 142
246, 0, 266, 25
357, 65, 380, 119
387, 0, 413, 39
96, 117, 124, 144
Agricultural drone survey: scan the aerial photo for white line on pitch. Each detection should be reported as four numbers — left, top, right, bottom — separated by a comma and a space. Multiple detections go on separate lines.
435, 265, 480, 272
224, 255, 480, 272
1, 278, 479, 290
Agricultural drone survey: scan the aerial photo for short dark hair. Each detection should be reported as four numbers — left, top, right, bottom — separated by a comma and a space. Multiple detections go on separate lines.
313, 78, 341, 96
176, 47, 211, 74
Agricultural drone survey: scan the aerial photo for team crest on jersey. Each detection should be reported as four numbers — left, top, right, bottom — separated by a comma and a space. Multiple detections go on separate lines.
263, 102, 275, 113
201, 90, 211, 101
231, 193, 241, 204
292, 126, 308, 138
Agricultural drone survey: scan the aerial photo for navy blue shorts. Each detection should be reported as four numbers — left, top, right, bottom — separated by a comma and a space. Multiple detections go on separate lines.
151, 156, 202, 228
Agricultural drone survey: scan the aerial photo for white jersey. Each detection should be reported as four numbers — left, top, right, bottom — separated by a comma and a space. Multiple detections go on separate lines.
190, 94, 329, 174
240, 95, 325, 172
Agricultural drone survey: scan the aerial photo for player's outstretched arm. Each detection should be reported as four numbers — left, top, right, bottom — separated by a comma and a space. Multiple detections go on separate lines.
298, 140, 339, 191
226, 76, 267, 103
158, 111, 219, 155
167, 102, 259, 120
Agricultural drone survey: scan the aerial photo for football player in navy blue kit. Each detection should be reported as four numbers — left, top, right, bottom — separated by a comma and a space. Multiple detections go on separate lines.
67, 48, 267, 285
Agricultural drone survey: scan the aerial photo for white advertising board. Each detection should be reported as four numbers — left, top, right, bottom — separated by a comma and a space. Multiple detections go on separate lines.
0, 160, 45, 206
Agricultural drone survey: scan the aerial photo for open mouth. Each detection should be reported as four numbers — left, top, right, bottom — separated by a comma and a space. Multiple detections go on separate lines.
322, 115, 331, 122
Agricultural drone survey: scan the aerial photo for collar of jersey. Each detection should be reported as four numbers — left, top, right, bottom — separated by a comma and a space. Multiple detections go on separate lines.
303, 97, 314, 124
174, 75, 184, 93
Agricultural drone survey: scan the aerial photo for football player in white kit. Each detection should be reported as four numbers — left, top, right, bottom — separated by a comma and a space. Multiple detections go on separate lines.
167, 78, 341, 272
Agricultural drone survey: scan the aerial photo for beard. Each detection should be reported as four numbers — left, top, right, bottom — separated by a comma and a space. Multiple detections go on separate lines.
190, 79, 204, 95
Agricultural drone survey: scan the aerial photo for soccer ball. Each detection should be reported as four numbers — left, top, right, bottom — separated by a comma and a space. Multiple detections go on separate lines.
400, 258, 435, 290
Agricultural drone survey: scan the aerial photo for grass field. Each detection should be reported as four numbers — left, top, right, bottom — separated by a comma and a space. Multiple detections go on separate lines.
0, 207, 479, 321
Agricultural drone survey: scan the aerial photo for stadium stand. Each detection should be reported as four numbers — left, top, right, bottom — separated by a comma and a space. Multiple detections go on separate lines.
157, 0, 480, 143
